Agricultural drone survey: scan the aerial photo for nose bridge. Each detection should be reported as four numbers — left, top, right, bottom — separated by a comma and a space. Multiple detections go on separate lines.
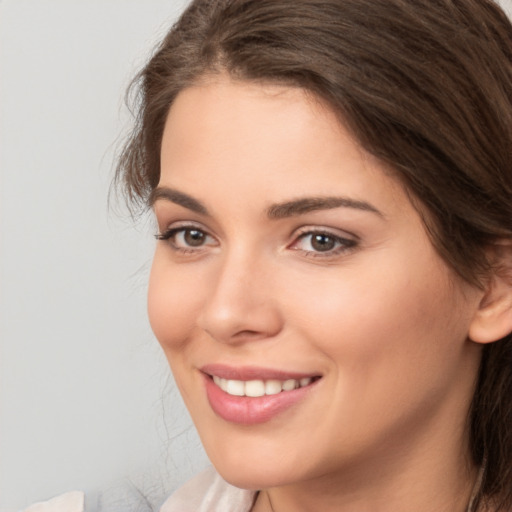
198, 243, 282, 343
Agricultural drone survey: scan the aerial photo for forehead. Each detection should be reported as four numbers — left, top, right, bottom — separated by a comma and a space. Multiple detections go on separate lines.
159, 76, 408, 217
162, 77, 340, 161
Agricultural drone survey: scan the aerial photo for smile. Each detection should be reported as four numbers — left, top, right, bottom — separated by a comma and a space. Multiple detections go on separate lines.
212, 375, 314, 397
201, 365, 321, 425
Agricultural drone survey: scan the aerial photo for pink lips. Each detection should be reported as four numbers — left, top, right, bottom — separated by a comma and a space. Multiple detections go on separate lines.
201, 364, 320, 425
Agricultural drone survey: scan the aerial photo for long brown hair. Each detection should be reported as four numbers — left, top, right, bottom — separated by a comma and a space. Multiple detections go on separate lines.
116, 0, 512, 508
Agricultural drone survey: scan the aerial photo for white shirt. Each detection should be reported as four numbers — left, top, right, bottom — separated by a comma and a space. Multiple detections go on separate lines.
20, 468, 255, 512
21, 491, 84, 512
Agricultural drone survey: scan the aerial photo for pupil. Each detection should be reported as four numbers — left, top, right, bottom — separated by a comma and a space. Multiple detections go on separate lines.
185, 229, 205, 246
312, 234, 335, 252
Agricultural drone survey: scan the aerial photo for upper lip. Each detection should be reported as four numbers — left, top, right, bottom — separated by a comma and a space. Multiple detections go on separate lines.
200, 364, 321, 381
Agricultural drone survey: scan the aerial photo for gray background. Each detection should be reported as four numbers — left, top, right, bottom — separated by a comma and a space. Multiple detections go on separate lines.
0, 1, 208, 510
1, 0, 511, 510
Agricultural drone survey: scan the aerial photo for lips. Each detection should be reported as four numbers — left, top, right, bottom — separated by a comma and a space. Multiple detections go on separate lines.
201, 364, 321, 425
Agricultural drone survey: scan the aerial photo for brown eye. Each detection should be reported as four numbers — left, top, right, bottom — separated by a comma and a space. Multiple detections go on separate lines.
290, 229, 357, 257
156, 225, 217, 251
184, 229, 206, 247
310, 233, 336, 252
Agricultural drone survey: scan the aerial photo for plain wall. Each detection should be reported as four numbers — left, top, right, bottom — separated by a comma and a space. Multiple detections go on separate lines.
0, 1, 208, 510
1, 0, 512, 510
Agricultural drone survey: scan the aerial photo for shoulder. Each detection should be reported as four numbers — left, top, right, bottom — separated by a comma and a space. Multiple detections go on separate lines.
21, 491, 84, 512
159, 466, 256, 512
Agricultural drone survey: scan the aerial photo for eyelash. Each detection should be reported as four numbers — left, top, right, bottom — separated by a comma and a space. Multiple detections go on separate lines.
155, 225, 217, 254
155, 225, 358, 258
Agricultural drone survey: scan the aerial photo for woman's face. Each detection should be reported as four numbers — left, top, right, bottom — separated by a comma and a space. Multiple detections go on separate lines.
149, 77, 483, 490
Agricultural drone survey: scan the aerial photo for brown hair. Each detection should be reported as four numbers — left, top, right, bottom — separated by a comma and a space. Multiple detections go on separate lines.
116, 0, 512, 508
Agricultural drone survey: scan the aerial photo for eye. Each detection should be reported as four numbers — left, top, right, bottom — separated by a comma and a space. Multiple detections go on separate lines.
156, 225, 217, 252
178, 228, 207, 247
290, 229, 357, 256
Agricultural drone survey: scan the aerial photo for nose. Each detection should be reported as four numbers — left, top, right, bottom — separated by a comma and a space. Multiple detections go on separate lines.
197, 249, 284, 345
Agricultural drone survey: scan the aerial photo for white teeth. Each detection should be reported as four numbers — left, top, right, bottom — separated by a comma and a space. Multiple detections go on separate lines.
214, 377, 229, 392
212, 376, 315, 397
226, 379, 245, 396
282, 379, 297, 391
265, 380, 282, 395
245, 380, 266, 397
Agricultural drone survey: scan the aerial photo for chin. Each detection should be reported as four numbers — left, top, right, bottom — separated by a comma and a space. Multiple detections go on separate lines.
204, 440, 309, 491
213, 462, 292, 491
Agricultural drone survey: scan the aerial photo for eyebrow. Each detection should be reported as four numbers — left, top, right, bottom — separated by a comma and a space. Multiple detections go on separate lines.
149, 186, 382, 219
149, 187, 210, 215
266, 196, 383, 219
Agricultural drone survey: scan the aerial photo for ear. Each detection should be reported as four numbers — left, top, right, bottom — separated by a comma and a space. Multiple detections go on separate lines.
469, 240, 512, 344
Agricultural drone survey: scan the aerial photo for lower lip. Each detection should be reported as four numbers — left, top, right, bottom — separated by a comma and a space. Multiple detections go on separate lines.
203, 374, 319, 425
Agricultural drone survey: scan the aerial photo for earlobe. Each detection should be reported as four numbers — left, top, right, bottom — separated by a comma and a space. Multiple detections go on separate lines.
469, 241, 512, 344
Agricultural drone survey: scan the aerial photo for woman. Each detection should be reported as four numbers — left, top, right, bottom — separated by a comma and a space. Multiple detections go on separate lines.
114, 0, 512, 511
24, 0, 512, 510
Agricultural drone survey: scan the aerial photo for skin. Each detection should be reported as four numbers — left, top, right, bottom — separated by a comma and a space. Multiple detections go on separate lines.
149, 76, 487, 512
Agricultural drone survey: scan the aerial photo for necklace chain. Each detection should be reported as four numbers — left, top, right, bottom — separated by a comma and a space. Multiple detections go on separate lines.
267, 492, 275, 512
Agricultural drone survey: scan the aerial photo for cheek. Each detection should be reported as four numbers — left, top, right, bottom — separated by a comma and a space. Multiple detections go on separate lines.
285, 251, 467, 377
281, 258, 472, 450
147, 254, 203, 353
